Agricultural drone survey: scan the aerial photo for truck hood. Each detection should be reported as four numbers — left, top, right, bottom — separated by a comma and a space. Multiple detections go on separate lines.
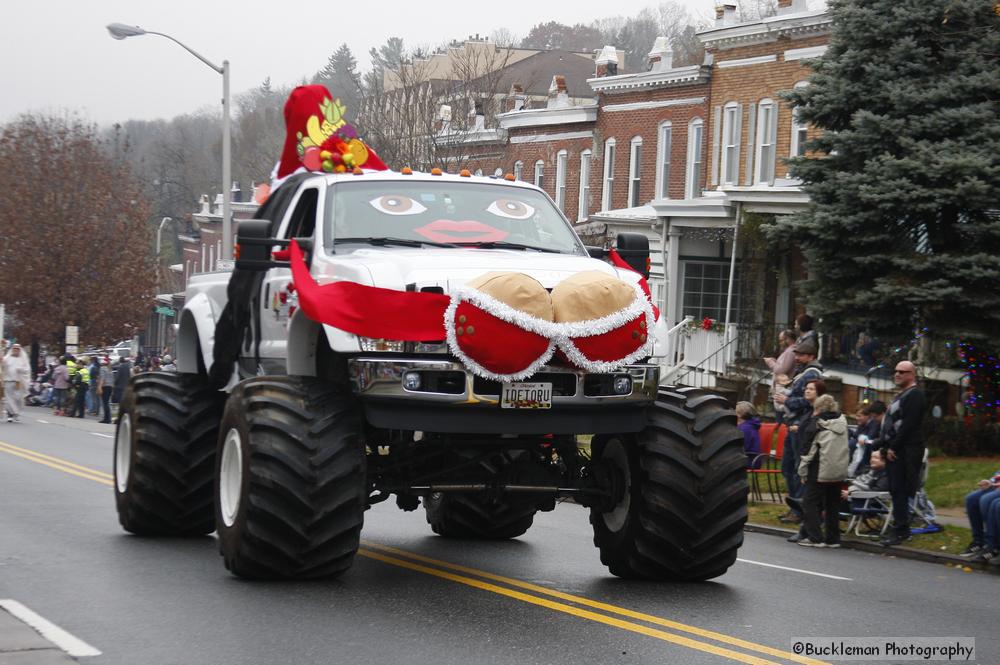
315, 246, 636, 292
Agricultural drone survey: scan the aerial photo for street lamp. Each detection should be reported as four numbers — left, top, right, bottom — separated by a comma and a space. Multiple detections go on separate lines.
106, 23, 232, 263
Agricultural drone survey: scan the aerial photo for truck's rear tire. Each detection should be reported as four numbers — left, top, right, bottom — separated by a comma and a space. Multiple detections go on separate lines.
113, 372, 224, 536
425, 492, 535, 539
215, 376, 365, 579
590, 387, 747, 581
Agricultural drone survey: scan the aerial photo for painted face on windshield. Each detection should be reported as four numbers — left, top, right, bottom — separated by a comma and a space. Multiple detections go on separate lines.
367, 193, 539, 244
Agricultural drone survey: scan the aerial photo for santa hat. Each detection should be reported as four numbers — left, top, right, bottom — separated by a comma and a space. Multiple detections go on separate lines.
277, 85, 388, 179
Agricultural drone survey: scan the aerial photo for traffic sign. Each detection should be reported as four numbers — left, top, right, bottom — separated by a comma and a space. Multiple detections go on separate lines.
65, 326, 79, 345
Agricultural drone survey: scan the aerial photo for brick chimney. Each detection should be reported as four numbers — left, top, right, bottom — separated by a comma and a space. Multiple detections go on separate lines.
506, 83, 526, 112
647, 37, 673, 72
715, 4, 737, 26
595, 45, 619, 77
546, 75, 570, 108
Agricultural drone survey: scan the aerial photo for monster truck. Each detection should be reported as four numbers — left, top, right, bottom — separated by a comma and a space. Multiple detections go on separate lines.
113, 169, 747, 581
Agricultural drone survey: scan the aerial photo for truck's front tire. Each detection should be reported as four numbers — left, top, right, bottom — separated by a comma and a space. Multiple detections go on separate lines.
590, 387, 747, 581
425, 492, 535, 539
215, 376, 365, 579
114, 372, 224, 535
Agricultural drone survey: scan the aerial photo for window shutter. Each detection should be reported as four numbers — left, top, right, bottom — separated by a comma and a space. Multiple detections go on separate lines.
744, 102, 757, 186
710, 105, 722, 187
733, 104, 743, 184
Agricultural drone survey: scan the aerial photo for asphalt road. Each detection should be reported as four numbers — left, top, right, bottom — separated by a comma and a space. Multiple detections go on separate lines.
1, 407, 996, 665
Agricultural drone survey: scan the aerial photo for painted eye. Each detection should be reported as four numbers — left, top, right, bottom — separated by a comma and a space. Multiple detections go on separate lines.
369, 195, 427, 215
487, 198, 535, 220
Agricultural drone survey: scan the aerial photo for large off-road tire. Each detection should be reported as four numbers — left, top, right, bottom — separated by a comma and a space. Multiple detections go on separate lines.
425, 492, 535, 539
215, 376, 365, 579
590, 386, 747, 581
114, 372, 225, 535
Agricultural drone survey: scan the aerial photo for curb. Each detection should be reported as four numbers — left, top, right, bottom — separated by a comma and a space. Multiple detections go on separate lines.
744, 522, 1000, 574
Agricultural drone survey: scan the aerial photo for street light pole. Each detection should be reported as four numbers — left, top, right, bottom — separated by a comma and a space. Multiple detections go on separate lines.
107, 23, 233, 262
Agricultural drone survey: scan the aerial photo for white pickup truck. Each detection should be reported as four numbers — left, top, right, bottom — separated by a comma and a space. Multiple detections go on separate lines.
112, 169, 747, 581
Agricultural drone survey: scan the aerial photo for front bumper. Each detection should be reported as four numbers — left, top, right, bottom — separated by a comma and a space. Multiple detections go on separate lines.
347, 358, 658, 434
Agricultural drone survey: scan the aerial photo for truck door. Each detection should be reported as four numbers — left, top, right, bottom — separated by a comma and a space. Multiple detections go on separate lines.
256, 185, 321, 368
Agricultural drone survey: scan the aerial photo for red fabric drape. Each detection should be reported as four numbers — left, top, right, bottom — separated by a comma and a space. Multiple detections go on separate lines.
289, 240, 449, 340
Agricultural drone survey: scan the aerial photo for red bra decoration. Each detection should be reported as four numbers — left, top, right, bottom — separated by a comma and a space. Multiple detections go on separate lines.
289, 241, 656, 381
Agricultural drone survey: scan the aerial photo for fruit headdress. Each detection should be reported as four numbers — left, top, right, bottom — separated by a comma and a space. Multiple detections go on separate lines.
276, 84, 387, 179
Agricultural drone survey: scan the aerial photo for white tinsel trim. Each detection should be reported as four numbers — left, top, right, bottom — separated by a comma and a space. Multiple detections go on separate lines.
443, 297, 557, 382
444, 279, 658, 379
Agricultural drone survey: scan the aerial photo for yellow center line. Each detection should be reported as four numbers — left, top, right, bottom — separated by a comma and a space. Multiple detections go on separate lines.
0, 438, 825, 665
359, 549, 783, 665
0, 440, 114, 486
362, 541, 830, 665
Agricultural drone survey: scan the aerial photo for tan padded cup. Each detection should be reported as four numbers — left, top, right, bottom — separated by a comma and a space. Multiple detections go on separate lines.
466, 272, 554, 322
551, 271, 636, 323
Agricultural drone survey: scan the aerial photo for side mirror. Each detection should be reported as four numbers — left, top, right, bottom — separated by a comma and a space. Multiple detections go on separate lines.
586, 246, 607, 259
234, 219, 288, 271
615, 232, 651, 280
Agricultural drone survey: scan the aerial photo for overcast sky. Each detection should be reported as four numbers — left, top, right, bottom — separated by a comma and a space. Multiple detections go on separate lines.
1, 0, 721, 126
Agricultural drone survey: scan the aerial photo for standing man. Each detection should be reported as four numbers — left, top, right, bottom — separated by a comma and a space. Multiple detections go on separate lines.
774, 338, 824, 523
87, 356, 101, 415
97, 358, 114, 424
112, 356, 132, 407
2, 344, 31, 422
880, 360, 927, 547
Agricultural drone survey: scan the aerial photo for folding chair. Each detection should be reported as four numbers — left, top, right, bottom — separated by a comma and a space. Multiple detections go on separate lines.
845, 491, 893, 538
749, 423, 787, 503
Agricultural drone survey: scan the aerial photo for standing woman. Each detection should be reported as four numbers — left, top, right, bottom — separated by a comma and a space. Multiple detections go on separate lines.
2, 344, 31, 422
797, 393, 850, 547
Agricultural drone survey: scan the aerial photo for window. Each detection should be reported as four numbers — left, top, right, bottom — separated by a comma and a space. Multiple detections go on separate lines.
655, 122, 672, 199
534, 160, 545, 190
790, 82, 809, 158
685, 119, 704, 199
681, 261, 742, 321
578, 149, 592, 220
602, 138, 616, 210
721, 103, 741, 186
283, 188, 319, 239
755, 99, 778, 184
513, 161, 523, 181
555, 150, 568, 211
628, 136, 642, 208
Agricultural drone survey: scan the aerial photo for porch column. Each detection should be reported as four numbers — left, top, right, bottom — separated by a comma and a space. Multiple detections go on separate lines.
665, 220, 682, 327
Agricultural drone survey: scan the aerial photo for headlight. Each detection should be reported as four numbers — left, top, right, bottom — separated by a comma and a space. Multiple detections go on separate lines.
359, 337, 407, 352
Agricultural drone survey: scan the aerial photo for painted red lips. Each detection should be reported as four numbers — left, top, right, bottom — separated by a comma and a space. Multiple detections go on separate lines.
413, 219, 510, 244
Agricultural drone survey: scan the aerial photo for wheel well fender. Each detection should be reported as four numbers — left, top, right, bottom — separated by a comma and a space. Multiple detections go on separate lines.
177, 293, 216, 374
286, 309, 320, 377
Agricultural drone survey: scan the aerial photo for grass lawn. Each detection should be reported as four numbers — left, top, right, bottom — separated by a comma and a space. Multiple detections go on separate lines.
747, 502, 974, 556
924, 457, 1000, 508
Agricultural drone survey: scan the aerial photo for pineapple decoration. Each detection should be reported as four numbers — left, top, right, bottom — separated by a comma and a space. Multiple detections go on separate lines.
277, 85, 387, 180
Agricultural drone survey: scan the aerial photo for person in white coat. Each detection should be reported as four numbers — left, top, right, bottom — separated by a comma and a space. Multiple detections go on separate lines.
2, 344, 31, 422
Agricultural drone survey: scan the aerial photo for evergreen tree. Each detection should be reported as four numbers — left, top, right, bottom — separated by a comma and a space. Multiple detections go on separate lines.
315, 43, 362, 113
773, 0, 1000, 355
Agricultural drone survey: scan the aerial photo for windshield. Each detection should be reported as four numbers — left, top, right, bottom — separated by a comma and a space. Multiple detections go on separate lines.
325, 180, 585, 254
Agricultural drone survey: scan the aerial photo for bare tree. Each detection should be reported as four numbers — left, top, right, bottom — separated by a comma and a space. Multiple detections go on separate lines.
0, 113, 156, 351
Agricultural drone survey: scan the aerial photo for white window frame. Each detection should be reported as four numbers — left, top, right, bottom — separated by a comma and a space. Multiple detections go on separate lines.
513, 160, 523, 181
685, 118, 704, 199
655, 121, 672, 199
628, 136, 643, 208
555, 150, 568, 211
754, 99, 778, 185
789, 82, 809, 160
602, 138, 616, 211
720, 102, 741, 186
534, 159, 544, 190
578, 149, 592, 221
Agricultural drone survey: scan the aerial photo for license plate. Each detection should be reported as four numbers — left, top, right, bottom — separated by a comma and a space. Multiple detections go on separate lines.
501, 382, 552, 409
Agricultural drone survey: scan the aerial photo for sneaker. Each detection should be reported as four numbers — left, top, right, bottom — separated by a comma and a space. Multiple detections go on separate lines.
880, 532, 910, 547
779, 512, 803, 524
971, 548, 997, 563
5, 417, 11, 423
959, 543, 984, 557
825, 542, 842, 549
798, 538, 825, 547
